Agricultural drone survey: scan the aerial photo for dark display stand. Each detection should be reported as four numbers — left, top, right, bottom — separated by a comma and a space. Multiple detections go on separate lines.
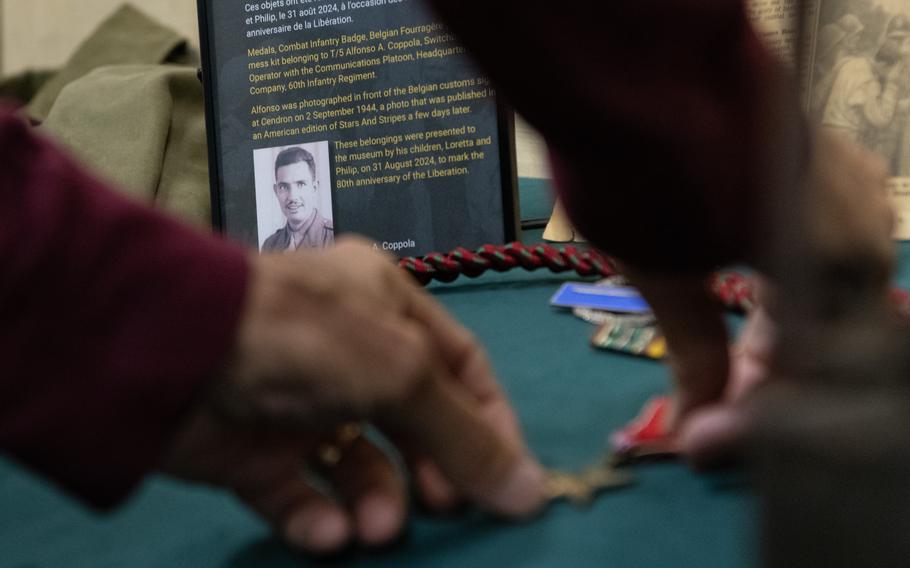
198, 0, 519, 256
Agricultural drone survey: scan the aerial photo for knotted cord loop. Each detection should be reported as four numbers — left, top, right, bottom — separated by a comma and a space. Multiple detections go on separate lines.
401, 242, 910, 318
400, 242, 617, 285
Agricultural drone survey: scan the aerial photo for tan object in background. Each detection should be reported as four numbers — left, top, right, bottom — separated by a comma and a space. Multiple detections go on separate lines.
2, 0, 199, 75
542, 200, 574, 242
542, 200, 587, 243
0, 0, 4, 76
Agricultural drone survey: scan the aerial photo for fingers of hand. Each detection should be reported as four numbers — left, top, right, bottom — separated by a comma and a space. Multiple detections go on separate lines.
412, 457, 460, 511
321, 436, 408, 547
382, 376, 546, 518
324, 250, 540, 516
233, 435, 408, 554
623, 265, 731, 417
406, 292, 497, 395
234, 241, 546, 518
678, 404, 752, 469
388, 438, 461, 512
232, 453, 352, 555
407, 292, 525, 446
329, 235, 414, 313
728, 350, 770, 403
734, 304, 776, 366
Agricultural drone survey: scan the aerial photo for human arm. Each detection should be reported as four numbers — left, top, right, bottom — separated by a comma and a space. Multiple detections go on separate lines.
0, 109, 545, 550
165, 240, 545, 551
426, 1, 895, 436
427, 0, 770, 269
424, 0, 776, 420
0, 109, 248, 505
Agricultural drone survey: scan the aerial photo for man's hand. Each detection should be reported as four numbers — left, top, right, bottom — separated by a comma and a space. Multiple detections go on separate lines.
624, 130, 896, 466
162, 237, 546, 554
679, 281, 776, 467
620, 264, 731, 422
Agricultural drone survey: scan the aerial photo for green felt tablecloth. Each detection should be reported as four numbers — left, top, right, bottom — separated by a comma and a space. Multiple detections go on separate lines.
0, 244, 755, 568
7, 179, 904, 568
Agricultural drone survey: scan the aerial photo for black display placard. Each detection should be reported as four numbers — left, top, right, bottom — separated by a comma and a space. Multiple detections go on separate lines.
198, 0, 519, 256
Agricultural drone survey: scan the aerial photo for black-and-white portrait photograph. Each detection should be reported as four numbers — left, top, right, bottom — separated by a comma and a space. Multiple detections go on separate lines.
254, 142, 334, 252
810, 0, 910, 175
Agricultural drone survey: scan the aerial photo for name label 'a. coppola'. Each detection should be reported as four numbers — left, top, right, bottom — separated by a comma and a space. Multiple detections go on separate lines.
380, 239, 416, 252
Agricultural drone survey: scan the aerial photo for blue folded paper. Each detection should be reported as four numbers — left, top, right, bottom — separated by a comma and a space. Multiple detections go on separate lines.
550, 283, 651, 314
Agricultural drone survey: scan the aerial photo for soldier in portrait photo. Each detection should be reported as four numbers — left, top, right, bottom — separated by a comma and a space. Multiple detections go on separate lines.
255, 143, 334, 252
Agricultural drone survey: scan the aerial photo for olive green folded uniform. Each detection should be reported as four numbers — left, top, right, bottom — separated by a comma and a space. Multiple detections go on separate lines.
1, 4, 211, 226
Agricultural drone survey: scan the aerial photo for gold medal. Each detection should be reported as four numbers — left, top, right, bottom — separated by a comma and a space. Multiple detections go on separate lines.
545, 461, 635, 508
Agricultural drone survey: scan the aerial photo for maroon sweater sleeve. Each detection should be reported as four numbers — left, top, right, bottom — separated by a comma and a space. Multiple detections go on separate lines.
0, 110, 249, 508
429, 1, 784, 270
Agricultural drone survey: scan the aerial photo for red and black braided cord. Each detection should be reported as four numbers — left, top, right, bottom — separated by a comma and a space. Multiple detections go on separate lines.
400, 242, 616, 285
400, 242, 755, 311
400, 242, 910, 318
